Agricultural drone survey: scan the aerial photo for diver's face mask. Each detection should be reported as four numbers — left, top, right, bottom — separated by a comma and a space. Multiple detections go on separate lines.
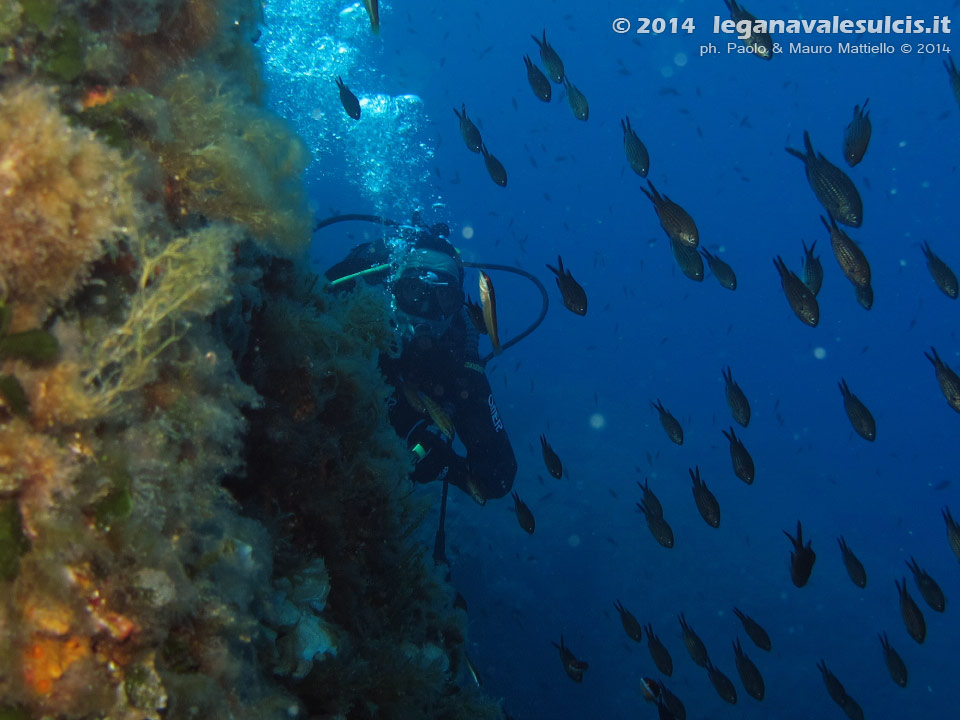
393, 250, 464, 339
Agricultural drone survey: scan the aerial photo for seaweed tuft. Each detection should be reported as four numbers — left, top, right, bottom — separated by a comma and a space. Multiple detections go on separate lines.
0, 81, 139, 322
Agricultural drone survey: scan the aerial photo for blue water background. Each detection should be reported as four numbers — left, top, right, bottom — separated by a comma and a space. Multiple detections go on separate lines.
262, 0, 958, 717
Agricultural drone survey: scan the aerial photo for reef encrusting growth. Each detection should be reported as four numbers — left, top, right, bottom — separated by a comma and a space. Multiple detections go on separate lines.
0, 0, 502, 717
226, 255, 502, 718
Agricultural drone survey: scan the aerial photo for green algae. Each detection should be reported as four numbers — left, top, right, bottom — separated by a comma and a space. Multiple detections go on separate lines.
0, 303, 10, 337
0, 500, 29, 581
0, 707, 31, 720
0, 328, 59, 363
0, 375, 28, 416
42, 18, 84, 82
93, 454, 133, 530
0, 0, 22, 46
19, 0, 54, 33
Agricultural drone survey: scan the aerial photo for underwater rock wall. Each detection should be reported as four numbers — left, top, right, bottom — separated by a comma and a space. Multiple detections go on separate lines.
0, 0, 501, 717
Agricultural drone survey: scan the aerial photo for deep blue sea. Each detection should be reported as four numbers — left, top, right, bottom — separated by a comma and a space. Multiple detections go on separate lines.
261, 1, 958, 717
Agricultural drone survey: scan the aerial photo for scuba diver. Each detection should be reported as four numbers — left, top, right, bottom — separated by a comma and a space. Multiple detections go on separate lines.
323, 216, 524, 503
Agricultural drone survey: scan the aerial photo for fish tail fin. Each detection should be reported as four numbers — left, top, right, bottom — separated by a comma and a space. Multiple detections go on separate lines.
802, 130, 814, 156
363, 0, 379, 34
785, 145, 806, 162
645, 180, 660, 202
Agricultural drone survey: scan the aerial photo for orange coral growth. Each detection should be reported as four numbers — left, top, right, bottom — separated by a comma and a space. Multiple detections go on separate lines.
0, 82, 139, 319
22, 634, 91, 696
81, 86, 115, 110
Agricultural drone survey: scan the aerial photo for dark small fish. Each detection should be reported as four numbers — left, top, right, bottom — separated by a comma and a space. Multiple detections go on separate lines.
638, 500, 674, 548
822, 214, 870, 288
878, 632, 908, 688
464, 295, 487, 334
722, 367, 751, 427
945, 55, 960, 109
656, 698, 675, 720
837, 536, 867, 588
700, 248, 737, 290
733, 638, 765, 701
817, 659, 850, 711
842, 695, 865, 720
838, 378, 876, 441
670, 239, 704, 282
944, 506, 960, 562
784, 520, 816, 587
690, 466, 720, 528
563, 77, 589, 121
895, 577, 927, 644
650, 685, 682, 720
621, 116, 649, 177
705, 659, 738, 704
678, 613, 710, 668
480, 144, 507, 187
926, 347, 960, 413
546, 256, 587, 315
854, 283, 874, 311
540, 434, 563, 479
552, 635, 588, 682
787, 131, 863, 227
645, 623, 673, 676
453, 104, 482, 153
454, 592, 468, 612
335, 76, 361, 120
732, 608, 771, 651
920, 241, 959, 299
722, 427, 754, 484
637, 478, 663, 518
724, 0, 773, 59
362, 0, 379, 34
774, 255, 819, 327
843, 99, 871, 167
652, 399, 683, 445
532, 30, 564, 83
522, 55, 551, 102
641, 181, 699, 247
511, 492, 535, 534
658, 683, 685, 720
613, 600, 644, 643
802, 239, 824, 295
906, 556, 946, 612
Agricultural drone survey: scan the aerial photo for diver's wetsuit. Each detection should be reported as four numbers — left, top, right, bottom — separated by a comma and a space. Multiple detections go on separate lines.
381, 308, 516, 500
325, 242, 517, 501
